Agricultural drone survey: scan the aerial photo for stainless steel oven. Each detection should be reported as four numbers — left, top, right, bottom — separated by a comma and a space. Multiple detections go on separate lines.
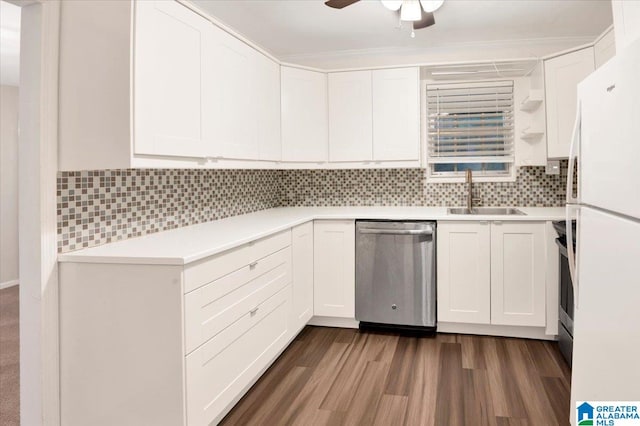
553, 220, 575, 367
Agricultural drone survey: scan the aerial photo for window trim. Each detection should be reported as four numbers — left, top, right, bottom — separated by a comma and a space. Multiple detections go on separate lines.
420, 79, 517, 183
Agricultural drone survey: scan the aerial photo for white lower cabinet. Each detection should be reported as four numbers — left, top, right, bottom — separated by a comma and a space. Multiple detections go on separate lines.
59, 230, 294, 426
437, 221, 491, 324
186, 287, 291, 426
184, 247, 292, 354
437, 221, 547, 327
59, 222, 354, 426
313, 220, 356, 318
59, 217, 552, 425
291, 222, 314, 331
490, 222, 547, 326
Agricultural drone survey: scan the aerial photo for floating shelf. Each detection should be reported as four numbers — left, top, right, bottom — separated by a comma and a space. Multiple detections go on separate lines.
521, 127, 545, 141
520, 89, 544, 112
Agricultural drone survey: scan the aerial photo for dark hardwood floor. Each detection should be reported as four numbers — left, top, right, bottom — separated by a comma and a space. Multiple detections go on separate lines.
221, 326, 571, 426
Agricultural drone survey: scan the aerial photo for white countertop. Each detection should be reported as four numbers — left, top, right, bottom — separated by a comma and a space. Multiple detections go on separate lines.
58, 206, 565, 265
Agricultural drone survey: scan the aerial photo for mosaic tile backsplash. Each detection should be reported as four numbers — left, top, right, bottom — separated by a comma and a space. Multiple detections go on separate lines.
280, 164, 569, 207
57, 164, 568, 253
57, 169, 282, 252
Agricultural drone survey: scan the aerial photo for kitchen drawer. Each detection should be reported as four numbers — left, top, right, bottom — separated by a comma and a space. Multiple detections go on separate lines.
184, 247, 291, 354
184, 230, 290, 293
185, 286, 291, 426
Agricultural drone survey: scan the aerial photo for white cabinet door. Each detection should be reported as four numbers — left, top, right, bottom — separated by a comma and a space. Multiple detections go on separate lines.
612, 0, 640, 52
490, 222, 546, 327
372, 68, 420, 161
544, 47, 594, 159
255, 53, 281, 161
328, 71, 373, 162
594, 28, 616, 69
437, 222, 491, 324
313, 220, 355, 318
281, 67, 328, 162
291, 222, 314, 330
186, 286, 291, 426
209, 24, 258, 160
134, 0, 214, 158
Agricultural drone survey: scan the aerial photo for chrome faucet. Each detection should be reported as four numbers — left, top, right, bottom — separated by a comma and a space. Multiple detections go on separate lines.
465, 169, 481, 211
466, 169, 473, 210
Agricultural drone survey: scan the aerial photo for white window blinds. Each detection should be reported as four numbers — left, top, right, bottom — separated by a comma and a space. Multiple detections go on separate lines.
426, 81, 514, 165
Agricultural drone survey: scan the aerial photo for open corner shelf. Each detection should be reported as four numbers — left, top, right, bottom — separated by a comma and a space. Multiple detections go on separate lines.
520, 128, 545, 141
520, 89, 544, 112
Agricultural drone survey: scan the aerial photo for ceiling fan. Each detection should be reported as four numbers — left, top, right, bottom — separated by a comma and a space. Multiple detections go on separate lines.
324, 0, 444, 32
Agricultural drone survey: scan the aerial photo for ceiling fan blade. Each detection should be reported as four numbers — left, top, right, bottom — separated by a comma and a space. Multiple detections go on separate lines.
413, 11, 435, 29
324, 0, 360, 9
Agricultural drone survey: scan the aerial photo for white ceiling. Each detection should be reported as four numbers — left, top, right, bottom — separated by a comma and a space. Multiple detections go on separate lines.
0, 1, 20, 87
193, 0, 613, 68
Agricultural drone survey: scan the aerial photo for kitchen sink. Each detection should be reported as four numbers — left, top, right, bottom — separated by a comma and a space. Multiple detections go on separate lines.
447, 207, 526, 216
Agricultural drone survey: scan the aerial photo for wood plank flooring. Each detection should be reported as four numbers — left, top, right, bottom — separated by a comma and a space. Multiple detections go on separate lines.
221, 326, 571, 426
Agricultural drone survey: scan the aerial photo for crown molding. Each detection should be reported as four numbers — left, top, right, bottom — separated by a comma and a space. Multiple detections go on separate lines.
280, 35, 595, 62
280, 36, 596, 71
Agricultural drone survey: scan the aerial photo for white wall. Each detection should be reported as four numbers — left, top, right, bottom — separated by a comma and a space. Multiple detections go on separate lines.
1, 84, 19, 288
0, 1, 21, 87
19, 2, 62, 423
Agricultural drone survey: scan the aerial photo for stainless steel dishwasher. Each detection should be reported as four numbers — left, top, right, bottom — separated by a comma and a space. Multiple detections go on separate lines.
355, 220, 436, 331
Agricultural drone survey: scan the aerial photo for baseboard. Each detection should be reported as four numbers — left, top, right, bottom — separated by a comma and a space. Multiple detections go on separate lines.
0, 280, 19, 290
437, 322, 557, 341
307, 316, 359, 329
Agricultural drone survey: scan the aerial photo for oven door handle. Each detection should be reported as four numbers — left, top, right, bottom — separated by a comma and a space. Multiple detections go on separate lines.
555, 238, 568, 257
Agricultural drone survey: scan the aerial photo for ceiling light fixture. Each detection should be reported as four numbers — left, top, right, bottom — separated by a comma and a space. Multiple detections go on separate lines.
380, 0, 402, 11
383, 0, 444, 20
419, 0, 444, 13
326, 0, 441, 36
400, 0, 422, 21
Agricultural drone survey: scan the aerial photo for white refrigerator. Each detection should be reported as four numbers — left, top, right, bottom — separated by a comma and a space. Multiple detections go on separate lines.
567, 37, 640, 425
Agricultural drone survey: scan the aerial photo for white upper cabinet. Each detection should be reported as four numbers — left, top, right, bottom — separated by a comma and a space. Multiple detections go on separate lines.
327, 68, 420, 164
281, 67, 329, 162
59, 0, 280, 170
372, 68, 420, 161
328, 71, 373, 162
612, 0, 640, 52
594, 27, 616, 69
209, 25, 258, 160
255, 53, 281, 161
134, 0, 214, 158
544, 47, 595, 159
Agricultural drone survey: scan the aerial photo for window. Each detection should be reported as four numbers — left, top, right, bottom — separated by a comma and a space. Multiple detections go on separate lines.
426, 80, 514, 180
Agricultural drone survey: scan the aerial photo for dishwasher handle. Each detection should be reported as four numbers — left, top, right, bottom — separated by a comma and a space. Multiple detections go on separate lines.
357, 228, 433, 236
